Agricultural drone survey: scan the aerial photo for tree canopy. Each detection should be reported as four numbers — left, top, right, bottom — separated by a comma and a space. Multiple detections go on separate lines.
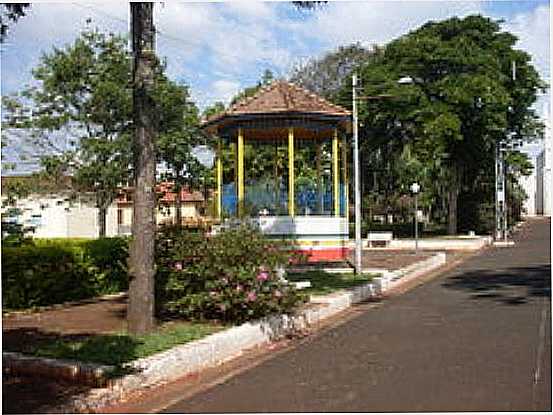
334, 15, 545, 233
3, 28, 204, 235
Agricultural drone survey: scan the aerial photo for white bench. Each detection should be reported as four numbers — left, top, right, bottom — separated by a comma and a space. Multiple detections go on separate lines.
366, 231, 393, 248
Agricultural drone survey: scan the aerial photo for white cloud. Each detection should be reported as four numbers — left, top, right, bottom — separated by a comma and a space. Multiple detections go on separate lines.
210, 79, 242, 104
503, 4, 550, 80
223, 1, 275, 21
295, 1, 484, 48
2, 1, 550, 115
1, 3, 127, 94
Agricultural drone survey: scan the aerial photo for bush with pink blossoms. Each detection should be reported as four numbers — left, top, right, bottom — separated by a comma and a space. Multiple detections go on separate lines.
155, 225, 307, 324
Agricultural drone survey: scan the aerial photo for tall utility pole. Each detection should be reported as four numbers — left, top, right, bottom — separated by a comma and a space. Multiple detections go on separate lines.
352, 73, 362, 274
128, 2, 156, 335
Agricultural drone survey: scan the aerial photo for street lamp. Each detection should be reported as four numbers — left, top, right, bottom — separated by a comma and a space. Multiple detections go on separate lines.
410, 182, 420, 253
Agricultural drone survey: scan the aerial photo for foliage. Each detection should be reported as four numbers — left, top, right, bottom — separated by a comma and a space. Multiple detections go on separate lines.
202, 101, 226, 120
155, 76, 212, 223
3, 28, 205, 234
335, 15, 545, 234
2, 237, 129, 309
1, 176, 36, 245
3, 29, 133, 236
155, 225, 308, 323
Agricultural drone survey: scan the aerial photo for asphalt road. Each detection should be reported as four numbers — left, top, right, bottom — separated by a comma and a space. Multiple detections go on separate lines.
163, 217, 551, 413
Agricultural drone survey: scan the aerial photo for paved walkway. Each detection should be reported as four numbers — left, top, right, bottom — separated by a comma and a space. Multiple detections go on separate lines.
160, 217, 550, 412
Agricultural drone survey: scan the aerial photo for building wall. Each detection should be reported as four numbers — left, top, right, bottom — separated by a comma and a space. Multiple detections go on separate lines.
16, 196, 70, 238
3, 194, 121, 238
66, 204, 98, 238
3, 193, 203, 238
544, 118, 552, 216
112, 203, 202, 235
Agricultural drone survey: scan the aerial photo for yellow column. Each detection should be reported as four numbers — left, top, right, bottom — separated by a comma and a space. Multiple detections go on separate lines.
288, 127, 295, 217
237, 128, 244, 216
216, 138, 223, 220
342, 135, 348, 220
316, 143, 322, 214
333, 128, 339, 217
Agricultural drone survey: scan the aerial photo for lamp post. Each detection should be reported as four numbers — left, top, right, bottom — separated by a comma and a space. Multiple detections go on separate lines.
352, 73, 362, 274
410, 182, 420, 253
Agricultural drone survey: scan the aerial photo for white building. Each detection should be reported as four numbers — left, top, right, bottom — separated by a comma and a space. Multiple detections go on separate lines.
536, 104, 552, 216
2, 193, 120, 238
521, 102, 551, 217
2, 184, 205, 239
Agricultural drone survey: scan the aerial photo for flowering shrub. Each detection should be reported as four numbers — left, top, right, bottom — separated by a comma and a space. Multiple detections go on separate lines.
155, 225, 307, 323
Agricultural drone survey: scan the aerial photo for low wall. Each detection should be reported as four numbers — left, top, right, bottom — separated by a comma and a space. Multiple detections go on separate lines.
388, 236, 492, 251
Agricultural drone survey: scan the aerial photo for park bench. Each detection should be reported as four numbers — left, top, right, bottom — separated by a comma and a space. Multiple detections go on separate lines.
366, 231, 393, 248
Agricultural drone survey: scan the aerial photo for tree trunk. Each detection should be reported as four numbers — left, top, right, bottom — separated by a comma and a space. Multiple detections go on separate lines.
128, 2, 156, 335
175, 182, 182, 226
447, 186, 458, 235
98, 206, 107, 237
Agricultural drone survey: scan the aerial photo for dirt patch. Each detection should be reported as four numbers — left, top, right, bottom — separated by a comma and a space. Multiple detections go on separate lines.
355, 250, 434, 269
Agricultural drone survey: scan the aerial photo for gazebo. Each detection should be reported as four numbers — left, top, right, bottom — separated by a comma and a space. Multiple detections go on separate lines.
202, 80, 351, 261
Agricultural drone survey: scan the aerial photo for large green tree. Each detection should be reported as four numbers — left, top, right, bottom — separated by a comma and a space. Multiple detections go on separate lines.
3, 29, 133, 236
4, 27, 206, 237
336, 15, 545, 234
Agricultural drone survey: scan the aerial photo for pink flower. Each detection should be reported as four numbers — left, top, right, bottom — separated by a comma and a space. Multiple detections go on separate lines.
209, 291, 217, 297
247, 291, 257, 302
274, 290, 282, 298
173, 262, 183, 271
256, 271, 269, 281
236, 285, 243, 293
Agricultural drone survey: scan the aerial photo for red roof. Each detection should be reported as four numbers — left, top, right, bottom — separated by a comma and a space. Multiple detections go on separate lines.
203, 80, 351, 127
117, 183, 204, 204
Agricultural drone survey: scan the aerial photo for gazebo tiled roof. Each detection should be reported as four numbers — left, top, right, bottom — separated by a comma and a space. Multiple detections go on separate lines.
202, 80, 351, 128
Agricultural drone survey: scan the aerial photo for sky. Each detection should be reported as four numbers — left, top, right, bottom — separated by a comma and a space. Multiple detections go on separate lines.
0, 0, 550, 171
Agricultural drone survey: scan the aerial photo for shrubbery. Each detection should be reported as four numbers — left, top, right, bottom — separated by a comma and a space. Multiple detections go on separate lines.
2, 237, 129, 310
155, 225, 307, 323
4, 226, 307, 324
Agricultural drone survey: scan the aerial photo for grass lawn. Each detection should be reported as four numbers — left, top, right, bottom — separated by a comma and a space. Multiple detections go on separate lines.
23, 321, 224, 368
286, 270, 375, 296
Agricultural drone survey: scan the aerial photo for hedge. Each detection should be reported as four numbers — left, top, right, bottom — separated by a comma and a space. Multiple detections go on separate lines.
2, 237, 129, 310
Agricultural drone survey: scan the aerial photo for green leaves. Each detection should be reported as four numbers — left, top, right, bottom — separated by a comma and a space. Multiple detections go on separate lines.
155, 225, 307, 323
346, 14, 545, 232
